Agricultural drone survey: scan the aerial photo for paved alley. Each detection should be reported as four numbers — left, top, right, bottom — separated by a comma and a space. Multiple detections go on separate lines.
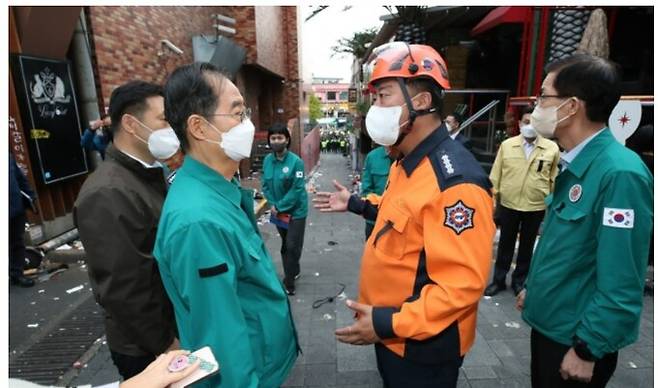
60, 152, 654, 387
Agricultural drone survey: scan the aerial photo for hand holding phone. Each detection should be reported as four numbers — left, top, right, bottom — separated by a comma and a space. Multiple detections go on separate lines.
119, 350, 200, 388
169, 346, 220, 388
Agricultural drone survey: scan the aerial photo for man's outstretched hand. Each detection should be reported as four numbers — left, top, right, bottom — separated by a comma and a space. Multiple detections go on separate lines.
312, 180, 351, 213
335, 300, 381, 345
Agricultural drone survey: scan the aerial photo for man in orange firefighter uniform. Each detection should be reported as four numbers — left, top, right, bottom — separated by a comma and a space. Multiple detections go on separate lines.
314, 42, 495, 387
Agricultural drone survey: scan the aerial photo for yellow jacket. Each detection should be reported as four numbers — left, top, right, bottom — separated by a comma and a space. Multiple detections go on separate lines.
490, 135, 560, 211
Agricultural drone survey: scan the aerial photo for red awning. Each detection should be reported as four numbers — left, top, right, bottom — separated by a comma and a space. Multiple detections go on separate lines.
471, 6, 531, 36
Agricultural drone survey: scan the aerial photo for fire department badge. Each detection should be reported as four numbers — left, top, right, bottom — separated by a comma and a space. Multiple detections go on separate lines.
443, 200, 475, 235
569, 184, 582, 203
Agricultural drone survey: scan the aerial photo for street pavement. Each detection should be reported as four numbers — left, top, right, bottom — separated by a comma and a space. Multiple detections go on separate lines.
9, 261, 92, 355
11, 152, 654, 387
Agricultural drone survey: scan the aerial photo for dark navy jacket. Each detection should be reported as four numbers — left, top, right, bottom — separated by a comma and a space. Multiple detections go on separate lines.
9, 153, 36, 219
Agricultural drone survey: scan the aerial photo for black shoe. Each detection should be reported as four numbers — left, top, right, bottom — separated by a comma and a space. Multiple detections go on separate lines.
10, 276, 35, 288
285, 286, 295, 296
484, 282, 506, 297
294, 272, 301, 280
512, 284, 525, 297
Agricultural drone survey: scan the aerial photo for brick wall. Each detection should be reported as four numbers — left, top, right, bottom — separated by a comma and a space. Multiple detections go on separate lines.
229, 6, 257, 64
236, 6, 302, 132
281, 6, 301, 125
254, 6, 286, 76
88, 5, 302, 139
87, 6, 231, 103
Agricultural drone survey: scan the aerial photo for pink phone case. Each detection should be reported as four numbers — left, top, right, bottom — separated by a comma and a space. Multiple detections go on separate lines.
170, 346, 220, 388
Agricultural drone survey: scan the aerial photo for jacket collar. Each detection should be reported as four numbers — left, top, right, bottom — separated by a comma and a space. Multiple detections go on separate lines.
564, 128, 612, 178
178, 155, 241, 208
373, 146, 392, 161
273, 150, 291, 163
536, 137, 555, 150
511, 134, 546, 147
401, 123, 450, 176
105, 144, 165, 182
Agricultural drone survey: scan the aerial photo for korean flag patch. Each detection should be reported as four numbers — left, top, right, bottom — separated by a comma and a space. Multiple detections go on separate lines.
444, 200, 475, 235
296, 171, 304, 178
603, 207, 634, 229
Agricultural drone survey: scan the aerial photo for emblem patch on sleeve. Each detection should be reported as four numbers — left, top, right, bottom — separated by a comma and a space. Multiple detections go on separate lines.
296, 171, 304, 178
444, 200, 475, 235
603, 207, 634, 229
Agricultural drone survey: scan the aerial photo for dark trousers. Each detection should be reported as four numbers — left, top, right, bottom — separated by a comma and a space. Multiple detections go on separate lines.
531, 330, 618, 388
375, 343, 463, 388
277, 217, 306, 288
110, 350, 155, 380
365, 222, 375, 240
9, 214, 27, 279
493, 206, 545, 287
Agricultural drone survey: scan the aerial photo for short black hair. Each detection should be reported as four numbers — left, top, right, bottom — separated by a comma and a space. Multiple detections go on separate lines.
405, 77, 444, 116
267, 122, 291, 147
545, 54, 621, 123
108, 81, 163, 136
164, 62, 227, 151
521, 105, 534, 117
448, 112, 464, 124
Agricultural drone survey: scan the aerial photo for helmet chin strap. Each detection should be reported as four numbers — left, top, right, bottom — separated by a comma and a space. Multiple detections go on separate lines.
394, 78, 437, 146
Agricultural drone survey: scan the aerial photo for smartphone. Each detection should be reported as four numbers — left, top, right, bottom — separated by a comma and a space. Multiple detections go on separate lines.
170, 346, 220, 388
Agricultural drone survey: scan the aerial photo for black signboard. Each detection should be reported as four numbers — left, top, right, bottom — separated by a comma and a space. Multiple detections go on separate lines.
11, 55, 88, 184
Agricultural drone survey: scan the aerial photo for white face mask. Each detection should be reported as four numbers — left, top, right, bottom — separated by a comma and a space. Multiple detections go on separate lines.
530, 98, 573, 138
520, 124, 537, 139
365, 104, 410, 146
204, 118, 255, 161
134, 119, 177, 159
148, 127, 181, 160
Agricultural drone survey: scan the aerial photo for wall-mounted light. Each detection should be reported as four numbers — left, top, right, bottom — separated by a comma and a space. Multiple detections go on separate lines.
212, 14, 236, 36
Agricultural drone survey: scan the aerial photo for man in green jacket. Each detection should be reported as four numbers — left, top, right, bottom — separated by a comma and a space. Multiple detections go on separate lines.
360, 145, 395, 239
262, 122, 308, 295
155, 62, 298, 387
517, 54, 653, 387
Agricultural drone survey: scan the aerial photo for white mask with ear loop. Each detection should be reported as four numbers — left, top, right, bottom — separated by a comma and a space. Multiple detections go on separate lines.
530, 98, 575, 138
133, 119, 179, 160
148, 127, 180, 160
203, 118, 256, 161
520, 125, 537, 139
365, 104, 409, 146
365, 93, 426, 146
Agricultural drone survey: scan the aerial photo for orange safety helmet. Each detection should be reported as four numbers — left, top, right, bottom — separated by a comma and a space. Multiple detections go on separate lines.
366, 42, 451, 91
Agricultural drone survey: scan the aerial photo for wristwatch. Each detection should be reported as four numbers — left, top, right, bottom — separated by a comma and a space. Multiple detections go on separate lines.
572, 335, 598, 361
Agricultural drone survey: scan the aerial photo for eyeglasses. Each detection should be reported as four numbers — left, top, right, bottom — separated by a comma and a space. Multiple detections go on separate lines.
534, 94, 565, 106
208, 107, 252, 122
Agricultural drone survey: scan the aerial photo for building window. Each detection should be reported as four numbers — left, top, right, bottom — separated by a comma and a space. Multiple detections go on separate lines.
339, 91, 348, 101
327, 91, 336, 100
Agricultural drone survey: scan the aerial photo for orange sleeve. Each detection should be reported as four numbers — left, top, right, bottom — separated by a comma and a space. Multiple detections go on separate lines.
373, 183, 495, 340
364, 193, 382, 206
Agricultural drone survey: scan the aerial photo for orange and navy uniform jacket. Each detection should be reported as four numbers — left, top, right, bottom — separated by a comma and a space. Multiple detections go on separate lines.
347, 125, 495, 362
